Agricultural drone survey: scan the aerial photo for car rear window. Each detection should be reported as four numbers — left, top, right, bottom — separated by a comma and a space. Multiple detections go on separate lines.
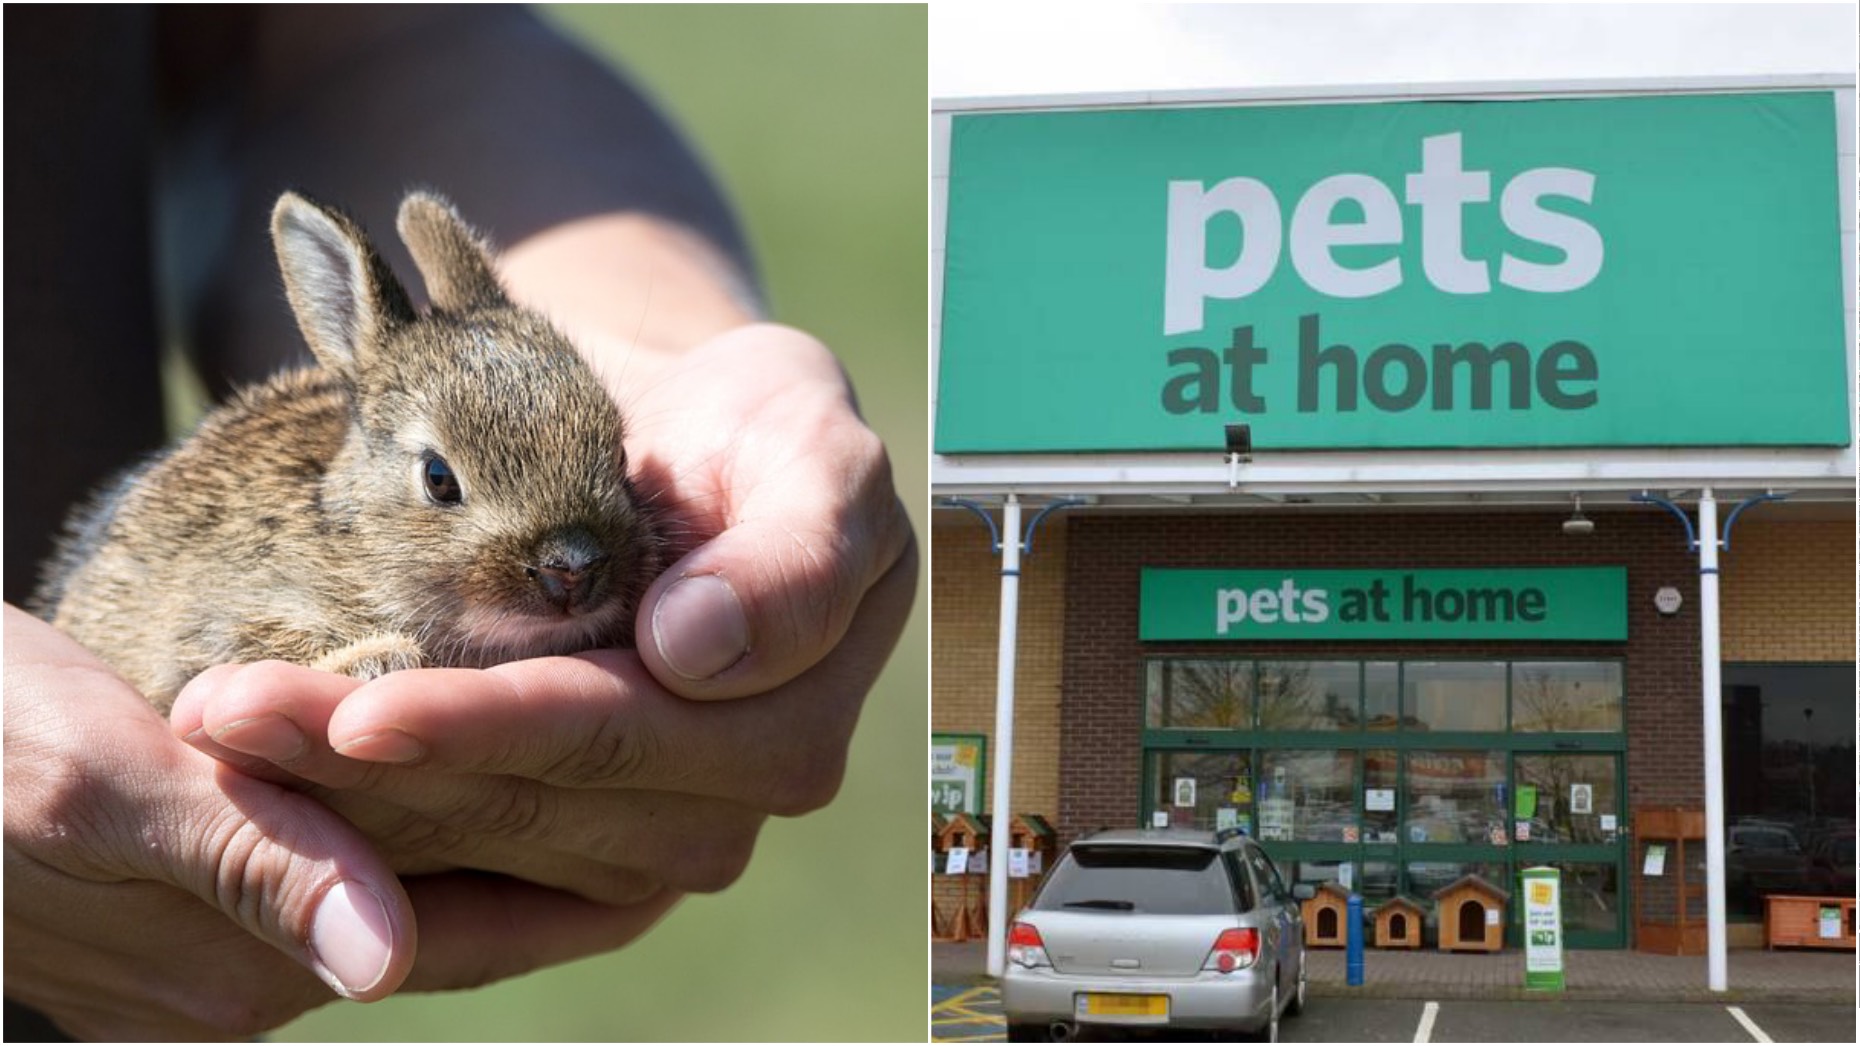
1032, 845, 1244, 916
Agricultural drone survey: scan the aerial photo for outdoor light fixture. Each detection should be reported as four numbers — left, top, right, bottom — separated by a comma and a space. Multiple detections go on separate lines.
1224, 424, 1252, 491
1562, 493, 1595, 536
1225, 424, 1253, 460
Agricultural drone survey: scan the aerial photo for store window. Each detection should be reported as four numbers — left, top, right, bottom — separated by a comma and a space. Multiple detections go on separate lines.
1406, 861, 1508, 914
1364, 661, 1400, 730
1258, 750, 1356, 842
1404, 661, 1506, 732
1514, 754, 1618, 845
1137, 656, 1630, 946
1512, 661, 1623, 732
1405, 750, 1507, 845
1147, 659, 1252, 729
1363, 748, 1400, 843
1259, 660, 1359, 730
1721, 663, 1856, 920
1150, 750, 1252, 831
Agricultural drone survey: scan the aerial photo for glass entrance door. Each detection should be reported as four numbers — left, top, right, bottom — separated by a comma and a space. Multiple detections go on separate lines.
1512, 752, 1626, 948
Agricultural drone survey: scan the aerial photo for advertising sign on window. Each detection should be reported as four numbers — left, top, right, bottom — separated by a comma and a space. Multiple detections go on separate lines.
931, 734, 987, 816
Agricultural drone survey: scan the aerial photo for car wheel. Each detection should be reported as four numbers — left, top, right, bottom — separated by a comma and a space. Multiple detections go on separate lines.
1286, 949, 1307, 1018
1005, 1023, 1045, 1042
1267, 977, 1280, 1043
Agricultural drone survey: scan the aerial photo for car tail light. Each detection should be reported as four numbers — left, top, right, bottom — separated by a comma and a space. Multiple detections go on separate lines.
1007, 921, 1051, 969
1203, 927, 1259, 972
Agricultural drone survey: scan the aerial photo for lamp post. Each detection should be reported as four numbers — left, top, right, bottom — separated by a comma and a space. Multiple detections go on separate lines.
942, 493, 1082, 978
1632, 487, 1785, 992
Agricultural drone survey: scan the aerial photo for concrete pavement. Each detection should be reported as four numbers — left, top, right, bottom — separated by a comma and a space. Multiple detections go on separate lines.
932, 940, 1857, 1004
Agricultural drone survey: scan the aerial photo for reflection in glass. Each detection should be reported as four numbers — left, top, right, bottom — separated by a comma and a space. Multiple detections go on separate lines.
1405, 862, 1508, 913
1259, 750, 1357, 842
1547, 862, 1620, 936
1364, 661, 1400, 730
1404, 750, 1507, 845
1363, 749, 1400, 843
1149, 750, 1253, 832
1404, 662, 1506, 732
1512, 662, 1623, 732
1147, 660, 1252, 729
1721, 664, 1855, 921
1259, 661, 1360, 730
1360, 861, 1398, 905
1515, 754, 1617, 845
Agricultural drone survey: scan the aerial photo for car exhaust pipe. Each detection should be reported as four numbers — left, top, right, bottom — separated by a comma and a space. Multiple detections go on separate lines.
1048, 1020, 1076, 1041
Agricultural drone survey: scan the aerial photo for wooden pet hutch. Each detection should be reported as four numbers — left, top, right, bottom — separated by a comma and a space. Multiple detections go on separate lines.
1433, 874, 1509, 953
1374, 896, 1426, 949
931, 812, 990, 942
1301, 881, 1353, 948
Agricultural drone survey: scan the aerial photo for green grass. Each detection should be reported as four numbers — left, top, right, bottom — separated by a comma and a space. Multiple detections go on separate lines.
276, 5, 927, 1041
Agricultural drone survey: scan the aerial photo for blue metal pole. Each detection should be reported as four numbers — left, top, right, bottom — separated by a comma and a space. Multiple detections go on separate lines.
1346, 893, 1365, 987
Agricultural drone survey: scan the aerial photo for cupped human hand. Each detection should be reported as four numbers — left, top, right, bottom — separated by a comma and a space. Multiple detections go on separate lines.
170, 522, 915, 904
3, 605, 416, 1040
173, 319, 917, 903
7, 605, 687, 1041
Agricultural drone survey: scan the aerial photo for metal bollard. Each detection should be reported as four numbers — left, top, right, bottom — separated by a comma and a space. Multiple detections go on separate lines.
1346, 893, 1365, 986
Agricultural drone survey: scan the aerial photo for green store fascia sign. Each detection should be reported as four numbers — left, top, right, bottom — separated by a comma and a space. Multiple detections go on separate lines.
1139, 567, 1627, 641
938, 91, 1849, 453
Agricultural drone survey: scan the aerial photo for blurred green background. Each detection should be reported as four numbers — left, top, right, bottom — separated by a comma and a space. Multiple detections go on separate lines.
276, 5, 928, 1042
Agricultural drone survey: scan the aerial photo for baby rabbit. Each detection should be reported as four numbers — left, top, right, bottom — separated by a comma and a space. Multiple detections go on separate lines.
33, 191, 661, 712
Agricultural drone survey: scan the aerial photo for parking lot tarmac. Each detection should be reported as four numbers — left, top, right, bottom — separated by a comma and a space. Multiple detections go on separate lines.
930, 988, 1858, 1043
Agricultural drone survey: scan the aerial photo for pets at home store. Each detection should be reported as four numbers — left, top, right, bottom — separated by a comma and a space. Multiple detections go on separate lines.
1124, 562, 1647, 950
930, 77, 1856, 952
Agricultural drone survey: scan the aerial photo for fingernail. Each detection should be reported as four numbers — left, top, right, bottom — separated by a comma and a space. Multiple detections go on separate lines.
310, 880, 394, 998
334, 729, 426, 765
652, 573, 749, 680
211, 715, 307, 762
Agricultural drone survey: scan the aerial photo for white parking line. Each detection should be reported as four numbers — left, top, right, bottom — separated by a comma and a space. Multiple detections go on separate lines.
1727, 1006, 1773, 1043
1413, 1000, 1439, 1043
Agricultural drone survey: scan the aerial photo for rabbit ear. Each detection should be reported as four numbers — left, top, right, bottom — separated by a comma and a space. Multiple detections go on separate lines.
271, 192, 415, 376
397, 192, 508, 313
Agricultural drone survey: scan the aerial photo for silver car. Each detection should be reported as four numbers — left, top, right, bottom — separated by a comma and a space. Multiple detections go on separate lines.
1001, 828, 1308, 1042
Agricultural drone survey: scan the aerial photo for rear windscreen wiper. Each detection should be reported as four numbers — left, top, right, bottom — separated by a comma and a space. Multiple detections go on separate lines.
1061, 899, 1136, 910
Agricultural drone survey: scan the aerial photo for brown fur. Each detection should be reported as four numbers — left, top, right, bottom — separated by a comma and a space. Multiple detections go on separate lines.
33, 191, 661, 712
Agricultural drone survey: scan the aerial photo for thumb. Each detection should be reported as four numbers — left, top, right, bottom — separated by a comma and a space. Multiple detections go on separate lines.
133, 750, 418, 1001
5, 605, 416, 1005
632, 324, 915, 699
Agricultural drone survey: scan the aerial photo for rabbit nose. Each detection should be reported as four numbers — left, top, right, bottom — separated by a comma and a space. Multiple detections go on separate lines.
527, 528, 606, 611
531, 563, 595, 610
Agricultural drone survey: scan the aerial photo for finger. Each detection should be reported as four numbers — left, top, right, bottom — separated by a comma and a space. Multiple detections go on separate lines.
183, 661, 765, 898
328, 549, 917, 813
170, 662, 334, 787
635, 324, 915, 699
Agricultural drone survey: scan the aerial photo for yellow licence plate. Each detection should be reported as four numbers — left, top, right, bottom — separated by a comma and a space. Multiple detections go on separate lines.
1076, 993, 1168, 1019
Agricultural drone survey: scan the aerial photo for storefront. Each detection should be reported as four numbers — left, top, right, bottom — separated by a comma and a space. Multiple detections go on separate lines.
931, 76, 1855, 954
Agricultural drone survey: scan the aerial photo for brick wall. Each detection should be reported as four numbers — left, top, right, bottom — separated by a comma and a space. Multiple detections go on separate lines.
931, 512, 1066, 822
1720, 520, 1855, 662
1057, 510, 1704, 846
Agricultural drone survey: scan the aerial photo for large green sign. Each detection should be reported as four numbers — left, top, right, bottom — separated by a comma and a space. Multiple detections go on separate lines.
938, 92, 1848, 452
1139, 568, 1626, 641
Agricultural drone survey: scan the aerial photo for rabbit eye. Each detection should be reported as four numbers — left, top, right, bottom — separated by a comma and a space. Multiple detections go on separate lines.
422, 453, 462, 505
